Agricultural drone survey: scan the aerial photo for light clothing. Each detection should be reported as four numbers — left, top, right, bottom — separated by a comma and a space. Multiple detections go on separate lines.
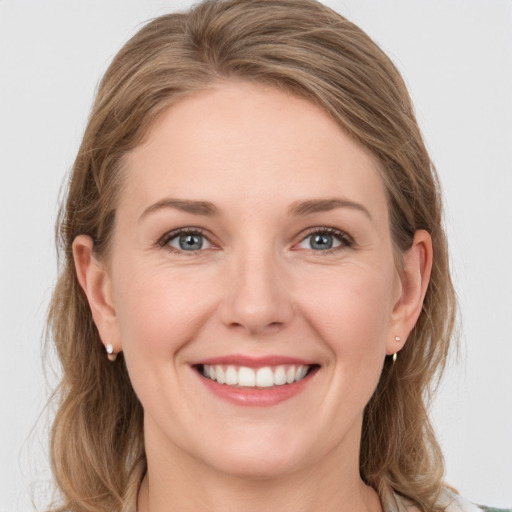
384, 487, 505, 512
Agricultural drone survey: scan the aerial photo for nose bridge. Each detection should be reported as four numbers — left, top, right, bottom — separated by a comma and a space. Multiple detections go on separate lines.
220, 240, 292, 334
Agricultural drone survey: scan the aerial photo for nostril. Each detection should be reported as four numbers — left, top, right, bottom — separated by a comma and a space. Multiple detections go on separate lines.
227, 320, 285, 335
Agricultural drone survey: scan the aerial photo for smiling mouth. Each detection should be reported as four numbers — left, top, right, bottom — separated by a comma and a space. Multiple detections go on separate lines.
196, 364, 318, 388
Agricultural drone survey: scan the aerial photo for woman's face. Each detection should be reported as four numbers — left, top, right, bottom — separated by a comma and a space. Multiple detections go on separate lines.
93, 81, 412, 478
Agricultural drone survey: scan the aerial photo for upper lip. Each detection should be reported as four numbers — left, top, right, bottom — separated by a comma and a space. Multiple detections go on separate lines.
191, 354, 318, 368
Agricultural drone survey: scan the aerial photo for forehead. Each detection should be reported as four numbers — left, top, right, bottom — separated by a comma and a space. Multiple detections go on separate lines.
121, 80, 388, 222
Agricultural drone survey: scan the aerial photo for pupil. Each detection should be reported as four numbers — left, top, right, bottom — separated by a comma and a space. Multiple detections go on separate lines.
179, 234, 202, 250
311, 234, 332, 250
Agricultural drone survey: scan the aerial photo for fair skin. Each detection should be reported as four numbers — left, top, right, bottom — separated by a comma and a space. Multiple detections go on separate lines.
73, 81, 432, 512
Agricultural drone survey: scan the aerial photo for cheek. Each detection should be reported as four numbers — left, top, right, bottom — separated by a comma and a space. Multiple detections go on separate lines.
297, 264, 395, 362
288, 263, 397, 440
111, 263, 221, 421
113, 263, 218, 356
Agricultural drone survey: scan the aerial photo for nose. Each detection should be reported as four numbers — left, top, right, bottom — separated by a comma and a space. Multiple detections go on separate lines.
218, 247, 294, 336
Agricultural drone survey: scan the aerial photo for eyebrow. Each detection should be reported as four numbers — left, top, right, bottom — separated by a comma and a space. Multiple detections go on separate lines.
138, 197, 371, 222
288, 198, 372, 220
138, 198, 220, 222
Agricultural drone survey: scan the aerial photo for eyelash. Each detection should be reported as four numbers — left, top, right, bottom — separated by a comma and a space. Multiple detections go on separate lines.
297, 227, 354, 252
158, 227, 213, 254
157, 226, 354, 254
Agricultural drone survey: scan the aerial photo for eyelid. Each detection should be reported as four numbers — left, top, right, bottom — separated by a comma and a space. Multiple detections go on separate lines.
294, 226, 354, 251
158, 227, 216, 253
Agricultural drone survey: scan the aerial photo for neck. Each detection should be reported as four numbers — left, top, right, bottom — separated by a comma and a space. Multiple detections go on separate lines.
137, 418, 382, 512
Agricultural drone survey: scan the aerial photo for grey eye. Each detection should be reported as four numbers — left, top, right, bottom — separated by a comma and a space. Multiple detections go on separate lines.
180, 234, 203, 250
309, 233, 334, 250
296, 230, 347, 251
168, 233, 210, 251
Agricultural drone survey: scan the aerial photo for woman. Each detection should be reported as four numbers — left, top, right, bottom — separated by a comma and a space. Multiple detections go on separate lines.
45, 1, 501, 511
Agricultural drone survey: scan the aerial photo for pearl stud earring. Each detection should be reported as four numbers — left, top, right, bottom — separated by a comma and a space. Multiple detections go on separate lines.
106, 343, 117, 362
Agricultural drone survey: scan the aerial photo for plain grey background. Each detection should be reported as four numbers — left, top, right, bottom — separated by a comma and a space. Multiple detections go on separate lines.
1, 1, 511, 510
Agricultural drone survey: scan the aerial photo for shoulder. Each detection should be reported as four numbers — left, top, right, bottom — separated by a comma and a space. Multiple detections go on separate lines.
438, 488, 511, 512
389, 488, 510, 512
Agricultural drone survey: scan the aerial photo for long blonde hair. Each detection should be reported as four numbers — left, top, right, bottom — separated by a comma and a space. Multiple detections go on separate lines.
47, 1, 456, 510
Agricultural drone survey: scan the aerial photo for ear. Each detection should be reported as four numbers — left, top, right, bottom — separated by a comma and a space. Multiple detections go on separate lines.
73, 234, 121, 354
386, 230, 433, 355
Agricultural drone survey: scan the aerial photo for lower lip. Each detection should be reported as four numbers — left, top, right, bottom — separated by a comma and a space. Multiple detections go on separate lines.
197, 369, 317, 407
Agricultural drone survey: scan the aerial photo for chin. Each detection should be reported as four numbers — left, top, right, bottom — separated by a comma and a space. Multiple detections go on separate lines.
195, 428, 317, 480
210, 451, 303, 481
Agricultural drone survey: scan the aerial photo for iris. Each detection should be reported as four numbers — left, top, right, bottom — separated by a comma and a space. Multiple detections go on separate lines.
179, 234, 203, 250
309, 233, 333, 250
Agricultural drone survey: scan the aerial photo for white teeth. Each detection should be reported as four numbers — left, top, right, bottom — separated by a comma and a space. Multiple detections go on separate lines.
255, 367, 274, 387
296, 365, 308, 381
238, 367, 256, 387
201, 364, 312, 388
225, 366, 238, 385
216, 366, 226, 384
274, 365, 287, 385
